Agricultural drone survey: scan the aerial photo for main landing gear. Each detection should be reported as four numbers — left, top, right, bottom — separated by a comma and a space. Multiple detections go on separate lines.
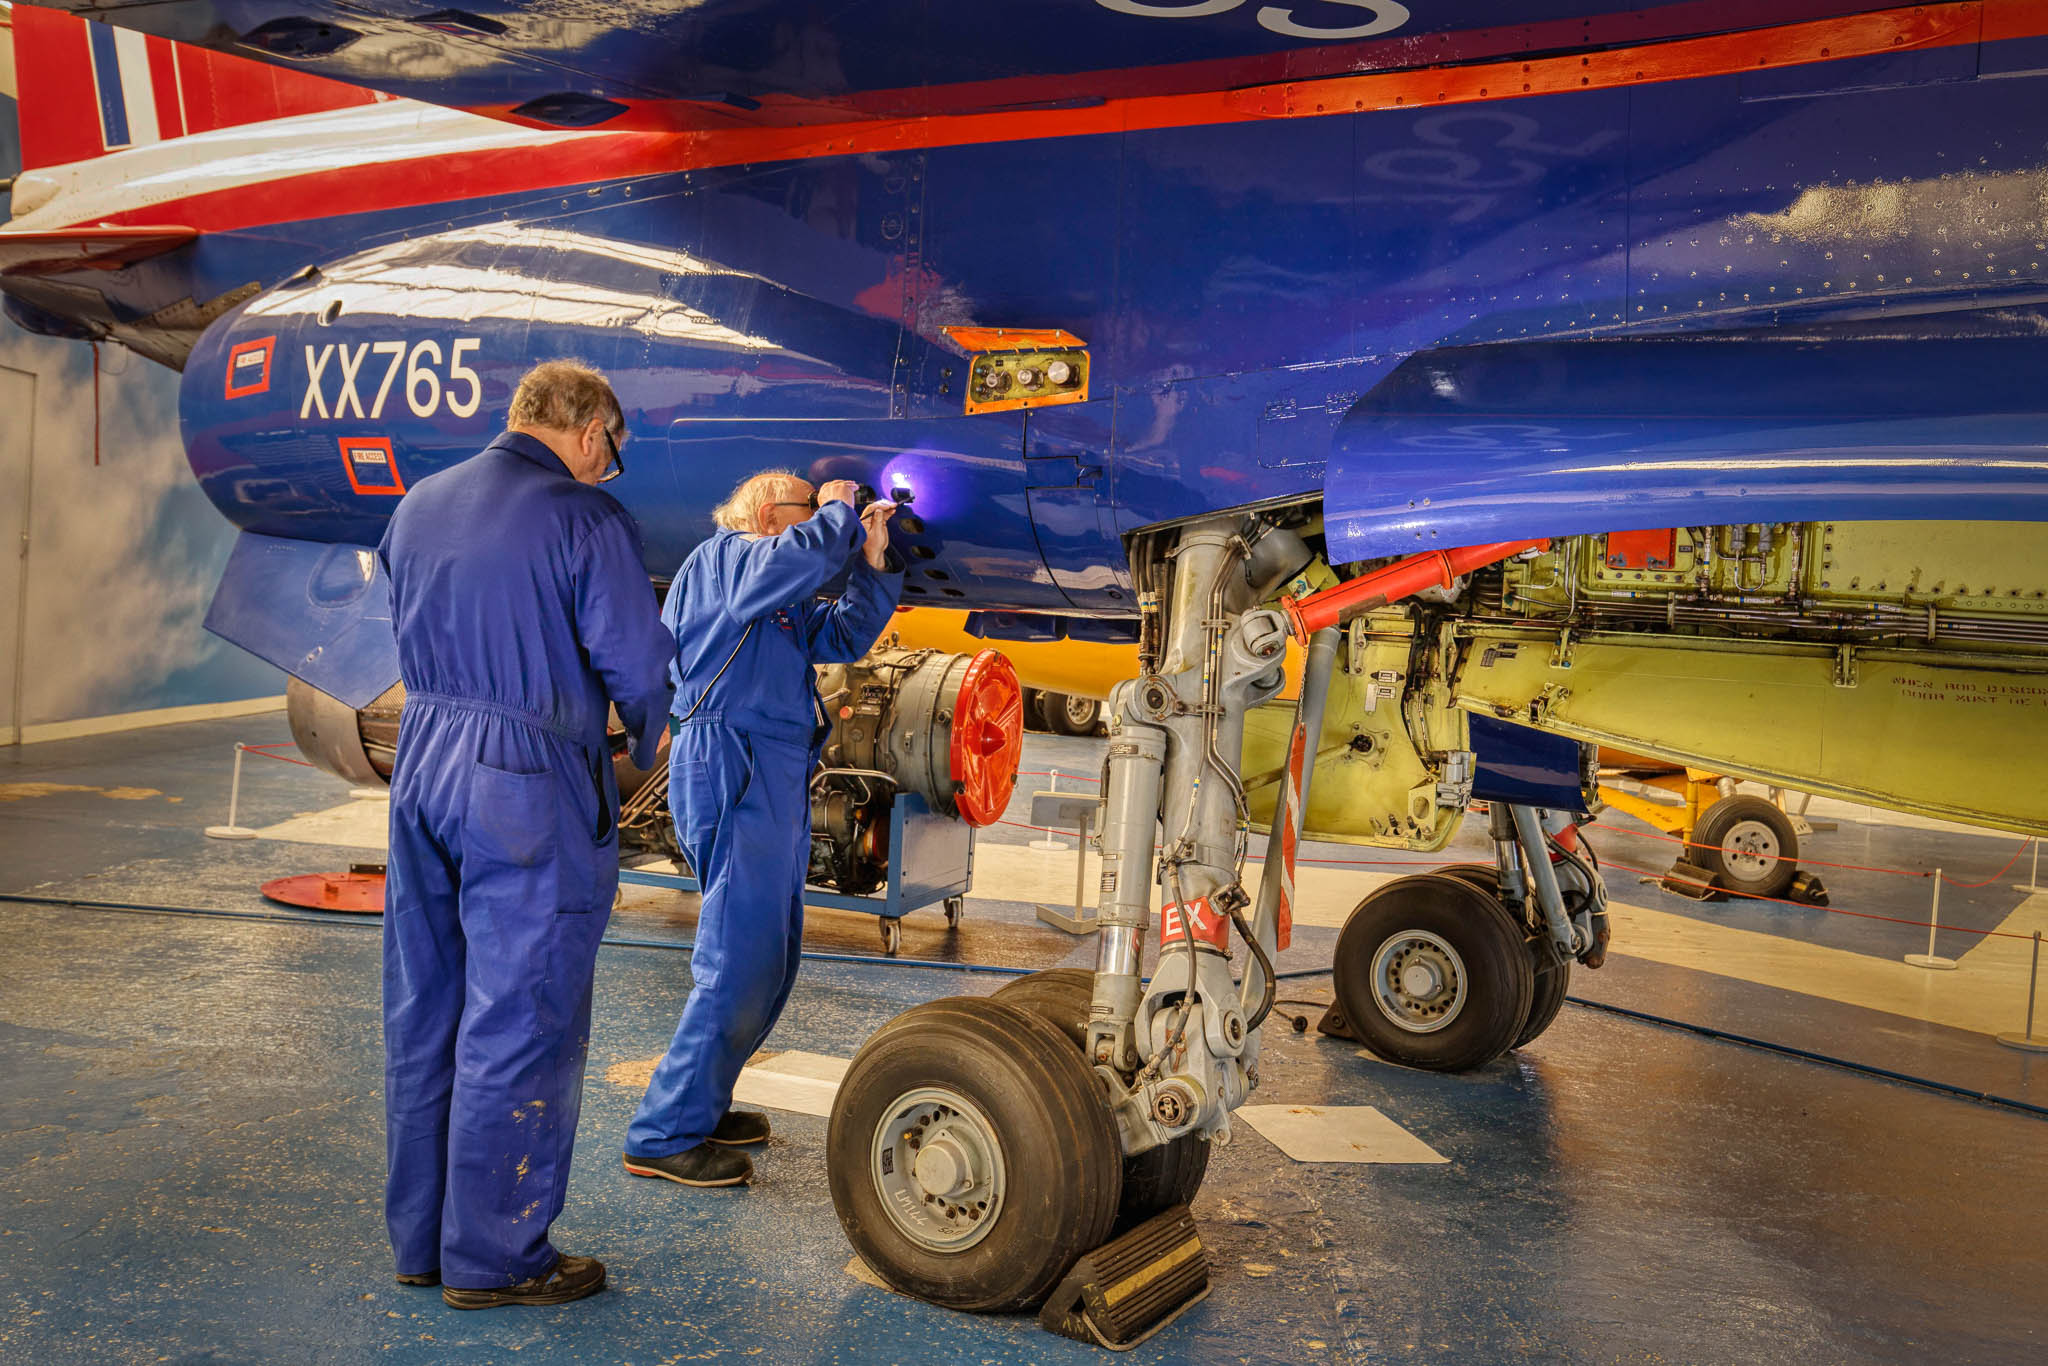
1320, 804, 1610, 1071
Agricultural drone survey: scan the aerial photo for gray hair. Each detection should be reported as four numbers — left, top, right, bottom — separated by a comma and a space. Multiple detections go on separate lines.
712, 469, 804, 532
507, 360, 622, 435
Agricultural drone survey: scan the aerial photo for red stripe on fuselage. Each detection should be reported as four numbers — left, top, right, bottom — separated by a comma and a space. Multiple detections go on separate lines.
76, 1, 2037, 236
145, 35, 186, 140
480, 0, 1931, 135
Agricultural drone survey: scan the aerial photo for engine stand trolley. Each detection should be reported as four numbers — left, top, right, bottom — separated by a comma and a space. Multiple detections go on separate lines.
619, 791, 973, 956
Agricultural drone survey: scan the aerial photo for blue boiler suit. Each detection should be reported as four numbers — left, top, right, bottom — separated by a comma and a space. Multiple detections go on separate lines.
626, 501, 902, 1159
378, 431, 672, 1288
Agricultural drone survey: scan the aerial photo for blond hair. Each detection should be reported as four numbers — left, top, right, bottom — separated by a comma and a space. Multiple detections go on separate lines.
507, 360, 622, 435
712, 469, 805, 532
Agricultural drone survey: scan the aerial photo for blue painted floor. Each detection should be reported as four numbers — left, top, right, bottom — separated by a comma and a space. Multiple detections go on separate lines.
3, 716, 2046, 1364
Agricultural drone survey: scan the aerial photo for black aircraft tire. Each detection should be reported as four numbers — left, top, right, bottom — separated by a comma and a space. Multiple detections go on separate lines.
826, 996, 1122, 1312
1433, 862, 1500, 897
1047, 692, 1104, 737
1432, 864, 1570, 1049
1693, 795, 1800, 900
1516, 957, 1571, 1049
992, 969, 1212, 1229
1332, 874, 1535, 1072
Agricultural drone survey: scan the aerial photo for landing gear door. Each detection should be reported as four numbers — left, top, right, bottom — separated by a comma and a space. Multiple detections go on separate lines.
1023, 401, 1129, 614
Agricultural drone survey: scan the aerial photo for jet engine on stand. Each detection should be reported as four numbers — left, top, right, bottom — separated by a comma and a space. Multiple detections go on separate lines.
610, 640, 1023, 950
810, 646, 1022, 894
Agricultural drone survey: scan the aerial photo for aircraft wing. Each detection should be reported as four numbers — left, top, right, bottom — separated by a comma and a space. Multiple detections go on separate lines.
26, 1, 1914, 134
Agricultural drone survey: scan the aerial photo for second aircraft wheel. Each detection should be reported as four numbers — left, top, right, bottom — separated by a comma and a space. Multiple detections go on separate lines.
1332, 873, 1535, 1072
826, 995, 1123, 1311
991, 968, 1212, 1230
1431, 862, 1571, 1049
1693, 794, 1801, 900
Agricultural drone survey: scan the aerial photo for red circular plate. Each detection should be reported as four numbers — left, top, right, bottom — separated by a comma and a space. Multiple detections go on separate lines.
949, 649, 1023, 827
261, 871, 387, 914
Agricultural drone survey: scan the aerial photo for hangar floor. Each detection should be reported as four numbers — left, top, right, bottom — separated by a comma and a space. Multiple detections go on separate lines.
3, 714, 2044, 1365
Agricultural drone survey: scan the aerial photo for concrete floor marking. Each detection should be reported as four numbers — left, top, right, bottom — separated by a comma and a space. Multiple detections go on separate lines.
605, 1050, 850, 1118
1237, 1104, 1448, 1164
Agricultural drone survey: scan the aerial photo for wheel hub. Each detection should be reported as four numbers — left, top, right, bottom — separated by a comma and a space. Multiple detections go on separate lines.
1720, 819, 1782, 880
1371, 930, 1467, 1034
870, 1087, 1007, 1252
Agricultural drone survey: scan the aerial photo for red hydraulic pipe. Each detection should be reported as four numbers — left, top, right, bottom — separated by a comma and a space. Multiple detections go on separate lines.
1281, 539, 1549, 641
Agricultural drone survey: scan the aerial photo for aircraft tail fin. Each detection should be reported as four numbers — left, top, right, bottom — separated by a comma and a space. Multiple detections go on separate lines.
8, 6, 380, 171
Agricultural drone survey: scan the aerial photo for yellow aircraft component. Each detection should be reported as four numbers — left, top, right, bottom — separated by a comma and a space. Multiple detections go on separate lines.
1594, 766, 1723, 839
881, 609, 1143, 700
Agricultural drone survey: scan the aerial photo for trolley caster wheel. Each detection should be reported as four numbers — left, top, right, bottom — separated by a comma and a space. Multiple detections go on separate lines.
944, 896, 964, 929
880, 918, 902, 956
827, 996, 1122, 1311
992, 969, 1211, 1231
1330, 873, 1534, 1073
1693, 794, 1801, 900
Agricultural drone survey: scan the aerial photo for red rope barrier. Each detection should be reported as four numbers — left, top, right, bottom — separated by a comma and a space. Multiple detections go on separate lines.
240, 743, 317, 769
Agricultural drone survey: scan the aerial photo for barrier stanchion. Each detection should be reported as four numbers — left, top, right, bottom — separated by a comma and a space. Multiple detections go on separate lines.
204, 744, 259, 840
1029, 769, 1068, 852
1902, 869, 1958, 970
1996, 931, 2048, 1053
2016, 840, 2044, 896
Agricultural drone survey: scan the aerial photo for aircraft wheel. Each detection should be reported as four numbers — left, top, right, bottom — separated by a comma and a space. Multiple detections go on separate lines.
1433, 861, 1500, 897
827, 996, 1122, 1311
992, 969, 1211, 1230
1430, 863, 1569, 1048
1693, 795, 1800, 900
1332, 874, 1534, 1072
1022, 689, 1052, 733
1517, 957, 1571, 1048
1046, 692, 1104, 737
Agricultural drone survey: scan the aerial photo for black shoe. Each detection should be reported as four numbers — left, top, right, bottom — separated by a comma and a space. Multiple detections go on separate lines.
442, 1254, 606, 1310
708, 1109, 771, 1147
622, 1144, 753, 1187
394, 1270, 440, 1287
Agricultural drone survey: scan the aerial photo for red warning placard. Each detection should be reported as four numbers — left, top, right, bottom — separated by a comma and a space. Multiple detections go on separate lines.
1160, 895, 1231, 951
223, 336, 274, 399
339, 436, 405, 496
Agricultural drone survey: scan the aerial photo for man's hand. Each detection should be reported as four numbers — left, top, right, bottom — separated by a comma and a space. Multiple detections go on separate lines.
817, 479, 861, 509
860, 500, 898, 570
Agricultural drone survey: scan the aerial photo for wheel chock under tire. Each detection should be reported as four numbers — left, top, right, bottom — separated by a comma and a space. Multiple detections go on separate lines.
1037, 1204, 1210, 1351
1660, 858, 1725, 900
1315, 1000, 1359, 1042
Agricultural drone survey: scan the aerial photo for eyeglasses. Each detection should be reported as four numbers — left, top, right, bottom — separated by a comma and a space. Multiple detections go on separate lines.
597, 427, 625, 484
770, 495, 818, 512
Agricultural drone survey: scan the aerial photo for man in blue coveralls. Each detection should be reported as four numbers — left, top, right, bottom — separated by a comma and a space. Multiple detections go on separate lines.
379, 361, 672, 1309
624, 470, 902, 1187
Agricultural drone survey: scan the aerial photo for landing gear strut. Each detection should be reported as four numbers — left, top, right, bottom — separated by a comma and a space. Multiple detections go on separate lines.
826, 515, 1322, 1317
